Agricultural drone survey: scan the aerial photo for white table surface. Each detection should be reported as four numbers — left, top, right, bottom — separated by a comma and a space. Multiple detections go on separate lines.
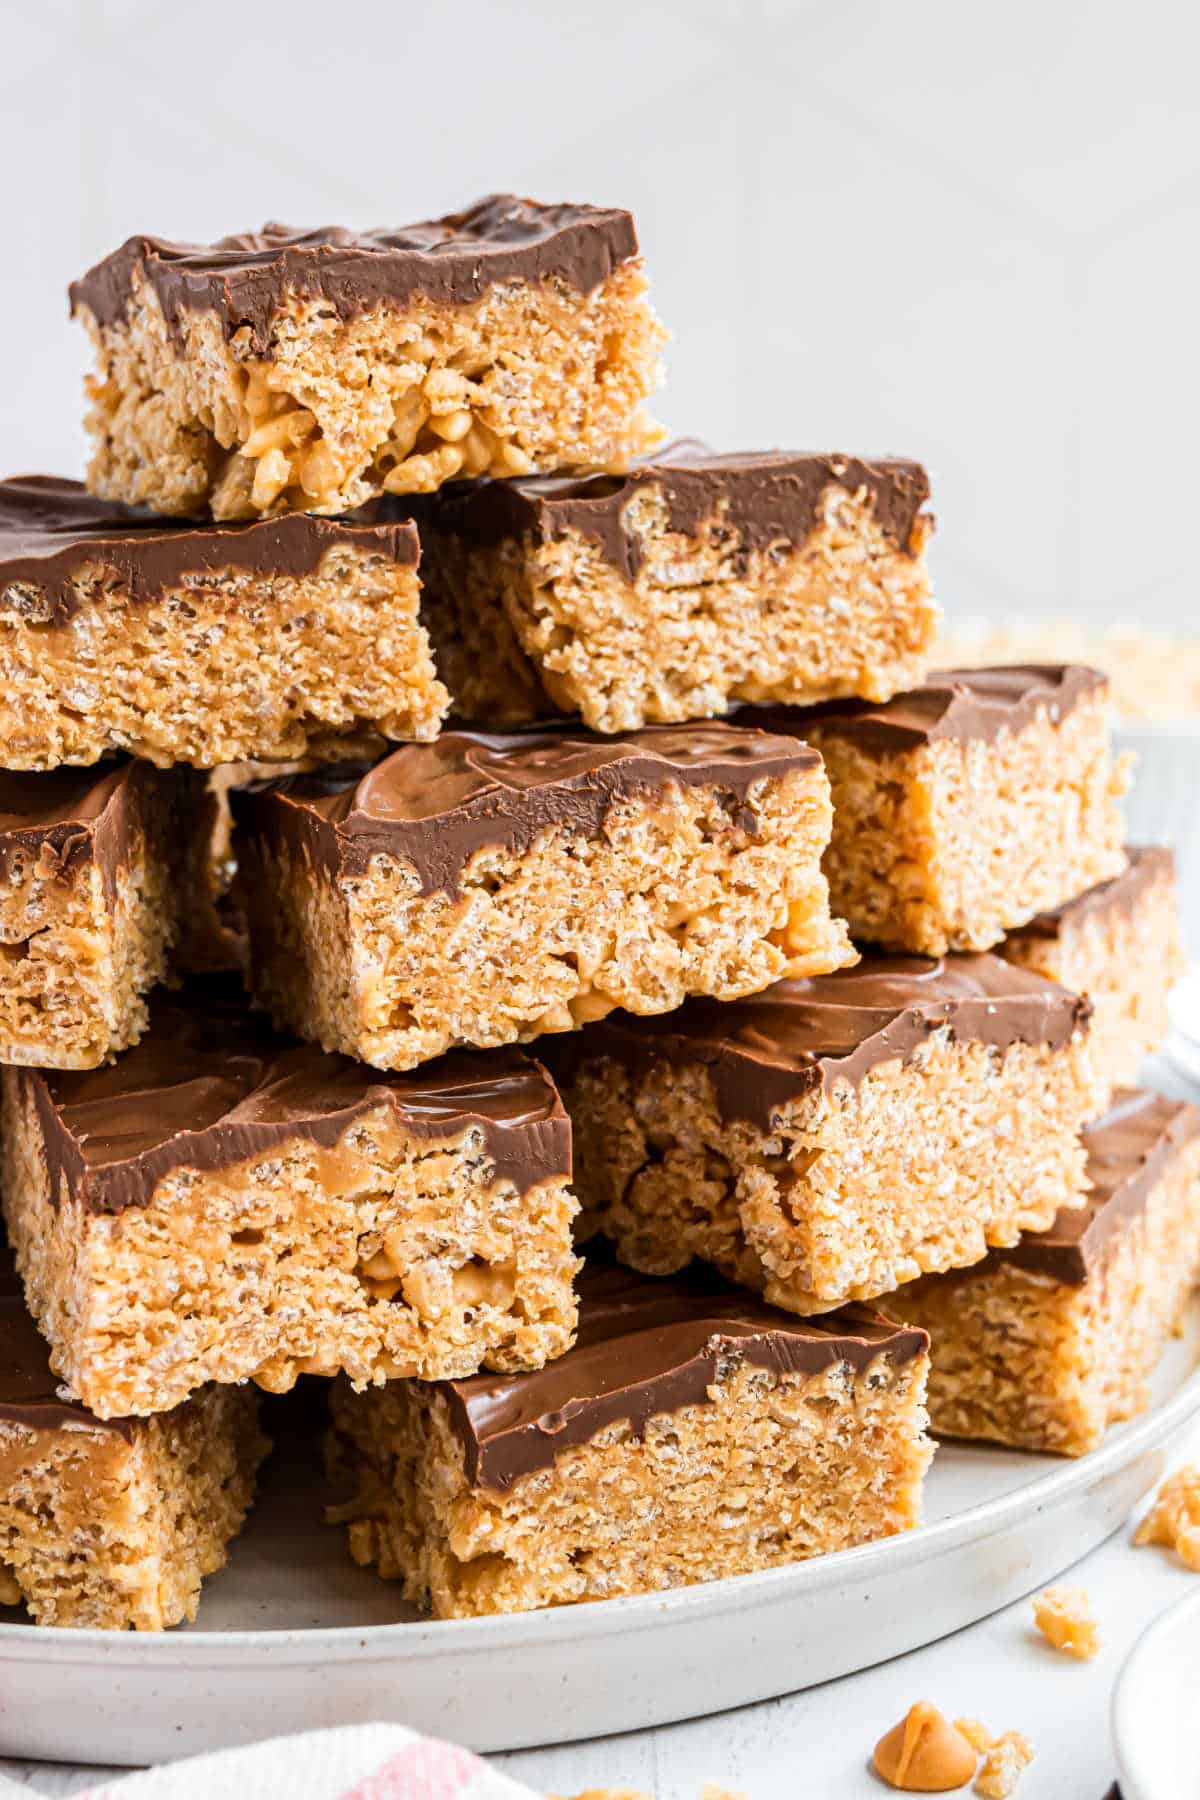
1, 1424, 1195, 1800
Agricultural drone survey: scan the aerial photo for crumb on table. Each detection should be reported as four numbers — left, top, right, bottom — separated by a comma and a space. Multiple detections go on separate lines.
1032, 1585, 1101, 1659
1135, 1463, 1200, 1569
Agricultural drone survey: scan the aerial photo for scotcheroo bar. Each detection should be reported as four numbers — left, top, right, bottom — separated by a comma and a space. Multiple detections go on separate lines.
0, 476, 445, 769
0, 759, 197, 1069
0, 1249, 266, 1629
232, 723, 855, 1071
415, 447, 937, 732
1001, 848, 1183, 1101
327, 1261, 931, 1617
897, 1089, 1200, 1454
757, 664, 1127, 955
541, 955, 1097, 1315
1, 986, 579, 1418
70, 197, 667, 521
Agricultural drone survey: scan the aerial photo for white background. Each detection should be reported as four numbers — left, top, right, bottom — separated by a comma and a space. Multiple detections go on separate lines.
1, 7, 1197, 1794
3, 0, 1198, 632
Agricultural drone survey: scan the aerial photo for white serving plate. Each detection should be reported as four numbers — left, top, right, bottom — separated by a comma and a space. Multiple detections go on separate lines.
1113, 1585, 1200, 1800
3, 1303, 1199, 1769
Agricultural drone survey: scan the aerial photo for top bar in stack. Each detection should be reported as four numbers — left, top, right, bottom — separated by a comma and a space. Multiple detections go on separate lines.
69, 197, 667, 521
0, 476, 446, 768
764, 665, 1128, 955
233, 722, 855, 1071
414, 447, 937, 731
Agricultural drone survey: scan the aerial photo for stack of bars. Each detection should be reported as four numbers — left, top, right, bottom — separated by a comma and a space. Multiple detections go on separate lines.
0, 195, 1195, 1633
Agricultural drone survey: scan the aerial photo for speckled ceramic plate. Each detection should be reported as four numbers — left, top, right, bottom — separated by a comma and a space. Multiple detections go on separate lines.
3, 1294, 1198, 1767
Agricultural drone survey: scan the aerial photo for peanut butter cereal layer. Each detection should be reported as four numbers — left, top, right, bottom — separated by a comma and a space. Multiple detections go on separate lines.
0, 759, 199, 1069
1001, 848, 1183, 1102
747, 664, 1128, 955
326, 1260, 931, 1617
414, 447, 937, 732
0, 984, 579, 1418
232, 723, 855, 1072
541, 954, 1096, 1315
895, 1088, 1200, 1455
0, 1248, 266, 1629
70, 198, 667, 521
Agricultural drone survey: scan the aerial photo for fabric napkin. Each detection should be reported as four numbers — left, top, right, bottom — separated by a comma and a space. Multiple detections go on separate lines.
0, 1725, 544, 1800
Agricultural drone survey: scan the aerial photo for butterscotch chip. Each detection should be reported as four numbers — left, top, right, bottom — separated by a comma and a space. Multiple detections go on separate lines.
0, 477, 446, 770
972, 1733, 1034, 1798
1001, 847, 1184, 1104
752, 664, 1128, 956
327, 1261, 931, 1617
543, 954, 1094, 1315
415, 448, 937, 732
1, 985, 579, 1418
1135, 1463, 1200, 1569
69, 199, 666, 521
894, 1089, 1200, 1454
873, 1703, 978, 1791
0, 1247, 266, 1629
0, 759, 202, 1069
233, 723, 854, 1071
1032, 1585, 1101, 1659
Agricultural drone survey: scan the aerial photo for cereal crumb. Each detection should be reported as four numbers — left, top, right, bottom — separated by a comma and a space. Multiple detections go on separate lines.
1032, 1585, 1101, 1659
1135, 1464, 1200, 1569
952, 1720, 994, 1754
873, 1701, 978, 1790
973, 1732, 1034, 1798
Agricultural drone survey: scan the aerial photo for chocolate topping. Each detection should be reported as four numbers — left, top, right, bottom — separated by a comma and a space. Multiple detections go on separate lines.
19, 982, 570, 1216
994, 1087, 1200, 1285
781, 665, 1109, 752
1005, 846, 1174, 943
423, 444, 931, 580
541, 953, 1091, 1131
0, 758, 151, 902
438, 1259, 929, 1490
232, 721, 817, 897
0, 1249, 131, 1440
70, 197, 639, 353
0, 476, 418, 626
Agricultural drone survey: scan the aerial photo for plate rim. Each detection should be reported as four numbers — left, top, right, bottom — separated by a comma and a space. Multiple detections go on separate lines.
4, 1362, 1197, 1669
1111, 1583, 1200, 1800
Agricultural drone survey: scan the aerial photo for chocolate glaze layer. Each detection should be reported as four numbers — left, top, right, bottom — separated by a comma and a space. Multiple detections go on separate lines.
0, 477, 418, 625
17, 981, 570, 1216
0, 1249, 132, 1440
421, 444, 931, 581
438, 1258, 929, 1490
0, 758, 150, 903
773, 664, 1108, 752
1005, 846, 1174, 943
232, 721, 818, 897
70, 197, 640, 353
541, 953, 1091, 1131
994, 1087, 1200, 1285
